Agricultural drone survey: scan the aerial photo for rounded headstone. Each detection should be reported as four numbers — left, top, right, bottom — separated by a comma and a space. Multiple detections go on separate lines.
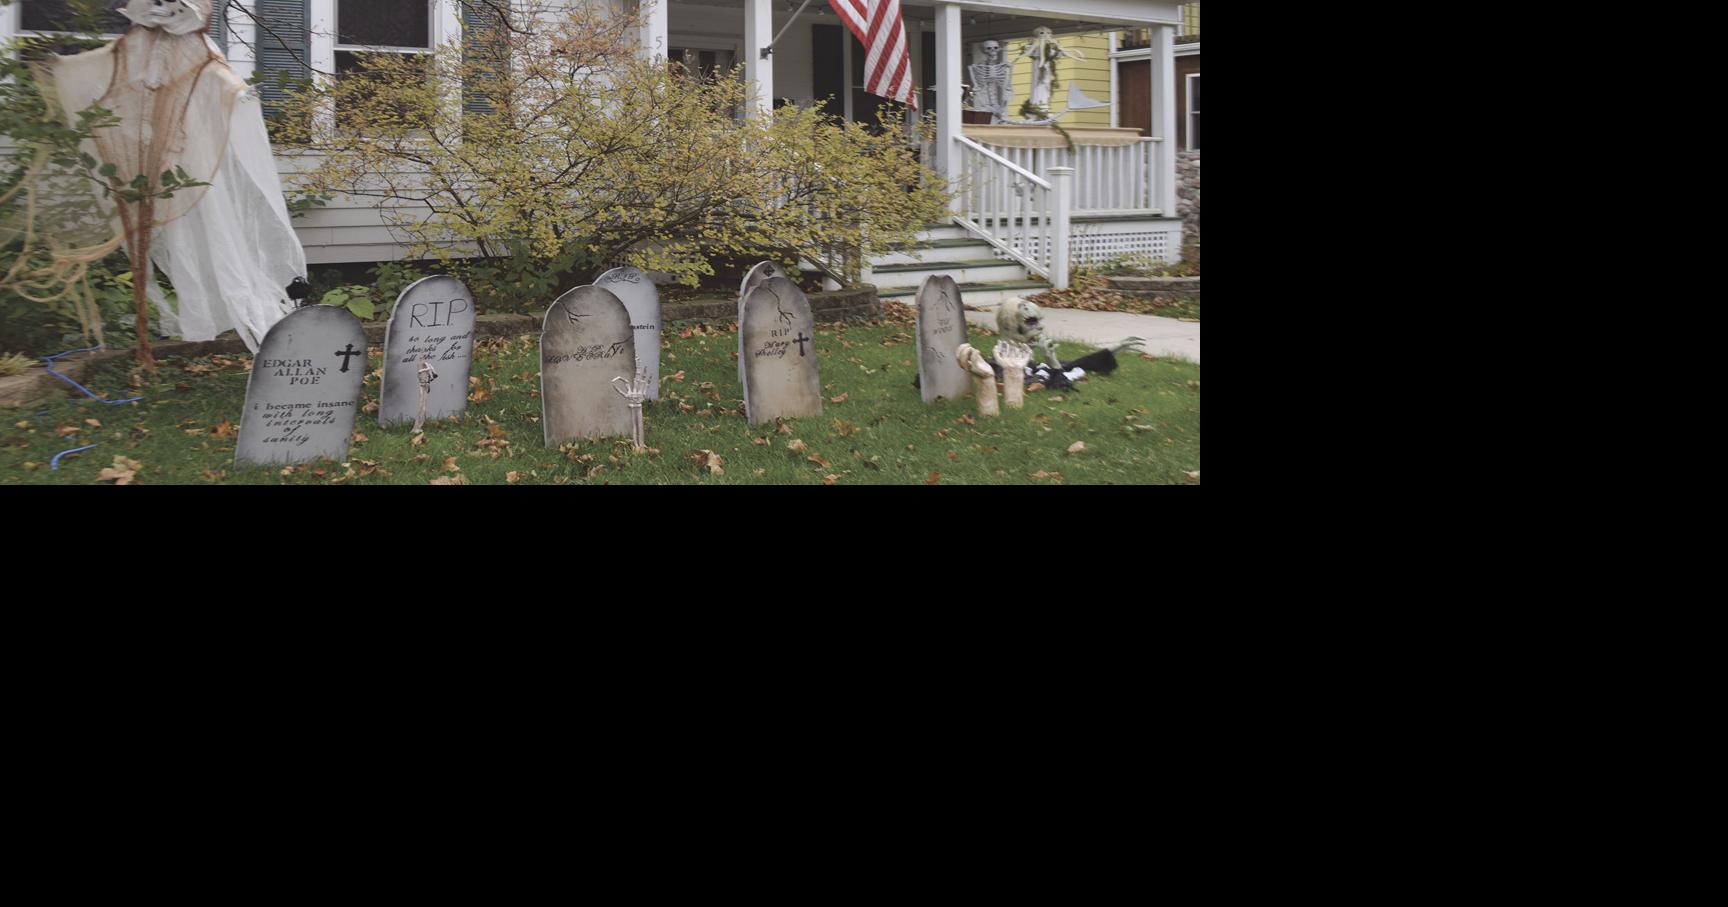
740, 276, 821, 426
915, 275, 972, 403
234, 305, 367, 467
595, 267, 662, 401
540, 286, 636, 446
378, 275, 475, 428
738, 261, 781, 385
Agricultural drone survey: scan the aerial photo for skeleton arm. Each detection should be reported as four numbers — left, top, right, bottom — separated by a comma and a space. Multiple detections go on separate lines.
956, 344, 1000, 418
993, 341, 1032, 409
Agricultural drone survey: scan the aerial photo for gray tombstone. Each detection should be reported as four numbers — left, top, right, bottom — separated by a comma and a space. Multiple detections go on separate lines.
915, 275, 972, 403
378, 275, 475, 428
738, 261, 781, 385
234, 305, 367, 468
741, 276, 821, 425
540, 286, 636, 446
595, 266, 662, 401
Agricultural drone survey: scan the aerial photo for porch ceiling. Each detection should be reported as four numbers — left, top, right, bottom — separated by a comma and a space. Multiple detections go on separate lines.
669, 1, 1174, 39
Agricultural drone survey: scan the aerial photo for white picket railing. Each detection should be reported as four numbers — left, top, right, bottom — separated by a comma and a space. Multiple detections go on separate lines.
973, 138, 1160, 214
952, 135, 1074, 287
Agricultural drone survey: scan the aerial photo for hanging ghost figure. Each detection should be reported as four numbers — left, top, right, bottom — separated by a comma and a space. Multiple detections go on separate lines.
41, 0, 306, 365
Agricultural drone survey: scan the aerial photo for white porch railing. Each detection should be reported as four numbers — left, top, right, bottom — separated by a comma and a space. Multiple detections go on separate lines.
975, 138, 1161, 215
952, 135, 1073, 288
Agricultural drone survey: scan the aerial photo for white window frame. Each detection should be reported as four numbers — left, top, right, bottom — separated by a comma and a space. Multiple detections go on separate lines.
6, 0, 126, 39
1185, 71, 1198, 151
312, 0, 460, 130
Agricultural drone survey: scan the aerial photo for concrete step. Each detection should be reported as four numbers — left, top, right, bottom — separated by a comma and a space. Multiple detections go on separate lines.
867, 258, 1028, 290
872, 237, 996, 266
877, 278, 1050, 309
913, 223, 973, 243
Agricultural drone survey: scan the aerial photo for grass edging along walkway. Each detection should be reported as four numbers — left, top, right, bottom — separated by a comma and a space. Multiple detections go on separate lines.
3, 308, 1199, 485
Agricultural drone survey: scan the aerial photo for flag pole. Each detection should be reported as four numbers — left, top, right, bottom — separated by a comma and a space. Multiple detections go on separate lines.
763, 0, 817, 57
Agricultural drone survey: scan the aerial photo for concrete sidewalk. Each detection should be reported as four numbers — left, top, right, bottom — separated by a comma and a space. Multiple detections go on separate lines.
964, 305, 1201, 364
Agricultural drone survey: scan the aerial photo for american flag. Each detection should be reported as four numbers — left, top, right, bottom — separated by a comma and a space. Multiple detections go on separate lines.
828, 0, 917, 109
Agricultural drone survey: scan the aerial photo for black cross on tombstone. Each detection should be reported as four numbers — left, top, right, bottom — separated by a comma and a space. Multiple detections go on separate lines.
334, 344, 363, 373
794, 333, 811, 357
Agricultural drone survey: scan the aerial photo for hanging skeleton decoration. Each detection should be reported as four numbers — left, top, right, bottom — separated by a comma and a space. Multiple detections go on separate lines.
1014, 27, 1083, 116
968, 41, 1013, 123
34, 0, 306, 367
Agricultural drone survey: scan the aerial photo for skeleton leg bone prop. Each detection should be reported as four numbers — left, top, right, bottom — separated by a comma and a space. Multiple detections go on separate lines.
993, 341, 1032, 409
956, 344, 1000, 418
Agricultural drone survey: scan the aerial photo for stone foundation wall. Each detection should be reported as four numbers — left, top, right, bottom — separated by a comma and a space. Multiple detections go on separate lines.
1177, 151, 1200, 249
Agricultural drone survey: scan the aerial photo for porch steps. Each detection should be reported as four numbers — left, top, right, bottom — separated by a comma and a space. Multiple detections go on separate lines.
876, 279, 1051, 309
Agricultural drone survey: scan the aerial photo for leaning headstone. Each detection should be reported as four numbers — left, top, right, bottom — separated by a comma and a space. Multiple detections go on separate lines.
378, 275, 475, 428
234, 305, 367, 468
915, 275, 972, 403
595, 266, 662, 401
540, 286, 636, 446
741, 276, 821, 425
738, 261, 783, 385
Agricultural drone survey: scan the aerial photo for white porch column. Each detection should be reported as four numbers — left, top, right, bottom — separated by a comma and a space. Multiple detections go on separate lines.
1150, 23, 1178, 218
1050, 166, 1073, 290
935, 2, 962, 210
225, 2, 259, 80
309, 0, 336, 136
638, 0, 668, 62
744, 0, 774, 119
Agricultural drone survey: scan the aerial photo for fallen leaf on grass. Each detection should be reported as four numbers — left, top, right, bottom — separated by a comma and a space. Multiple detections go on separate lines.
429, 475, 470, 485
505, 471, 522, 484
1185, 470, 1200, 481
442, 457, 461, 472
84, 418, 101, 428
957, 414, 975, 425
668, 370, 687, 383
362, 400, 380, 414
412, 434, 427, 447
829, 392, 848, 404
1066, 442, 1086, 455
926, 472, 941, 485
946, 450, 959, 462
1030, 470, 1064, 484
776, 422, 793, 435
821, 474, 839, 485
208, 421, 237, 439
96, 456, 141, 485
1139, 354, 1157, 361
752, 437, 770, 446
56, 424, 80, 437
831, 418, 858, 437
807, 454, 830, 469
200, 469, 225, 483
690, 449, 725, 475
788, 439, 808, 452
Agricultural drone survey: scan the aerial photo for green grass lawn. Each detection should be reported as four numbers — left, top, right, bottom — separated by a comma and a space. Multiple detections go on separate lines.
1, 317, 1200, 485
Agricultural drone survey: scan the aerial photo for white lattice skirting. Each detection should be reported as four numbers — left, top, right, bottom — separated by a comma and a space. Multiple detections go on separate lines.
999, 217, 1186, 267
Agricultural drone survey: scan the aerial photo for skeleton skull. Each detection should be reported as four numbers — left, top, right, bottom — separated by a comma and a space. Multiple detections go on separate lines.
981, 40, 1002, 62
1032, 26, 1054, 41
120, 0, 211, 35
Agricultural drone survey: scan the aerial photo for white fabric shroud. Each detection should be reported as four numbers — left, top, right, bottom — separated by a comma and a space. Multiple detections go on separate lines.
47, 22, 305, 352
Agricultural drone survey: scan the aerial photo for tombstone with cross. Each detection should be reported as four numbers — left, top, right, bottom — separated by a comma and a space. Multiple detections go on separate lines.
234, 304, 367, 467
740, 276, 822, 426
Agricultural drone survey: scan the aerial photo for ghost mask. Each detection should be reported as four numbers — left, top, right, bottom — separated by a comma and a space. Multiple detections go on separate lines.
120, 0, 212, 36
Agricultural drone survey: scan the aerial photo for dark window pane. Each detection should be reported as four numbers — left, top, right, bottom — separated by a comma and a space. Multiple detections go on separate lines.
1191, 75, 1199, 111
337, 0, 429, 48
1191, 114, 1199, 150
334, 50, 433, 128
22, 0, 130, 33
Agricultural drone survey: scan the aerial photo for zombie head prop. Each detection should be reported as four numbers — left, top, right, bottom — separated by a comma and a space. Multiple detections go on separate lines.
120, 0, 212, 35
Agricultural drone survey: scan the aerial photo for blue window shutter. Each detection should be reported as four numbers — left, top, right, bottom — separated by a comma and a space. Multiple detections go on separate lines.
209, 2, 226, 52
464, 2, 503, 116
253, 0, 311, 118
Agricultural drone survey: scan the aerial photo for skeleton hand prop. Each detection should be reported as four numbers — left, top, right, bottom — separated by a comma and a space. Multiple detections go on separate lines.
993, 341, 1032, 409
956, 344, 1000, 418
996, 298, 1063, 369
1111, 337, 1147, 356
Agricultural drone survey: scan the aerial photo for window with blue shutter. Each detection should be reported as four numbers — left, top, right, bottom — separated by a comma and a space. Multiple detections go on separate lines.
464, 1, 506, 117
252, 0, 311, 120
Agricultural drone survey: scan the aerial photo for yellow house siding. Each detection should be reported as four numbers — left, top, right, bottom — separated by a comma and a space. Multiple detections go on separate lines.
1005, 32, 1113, 128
